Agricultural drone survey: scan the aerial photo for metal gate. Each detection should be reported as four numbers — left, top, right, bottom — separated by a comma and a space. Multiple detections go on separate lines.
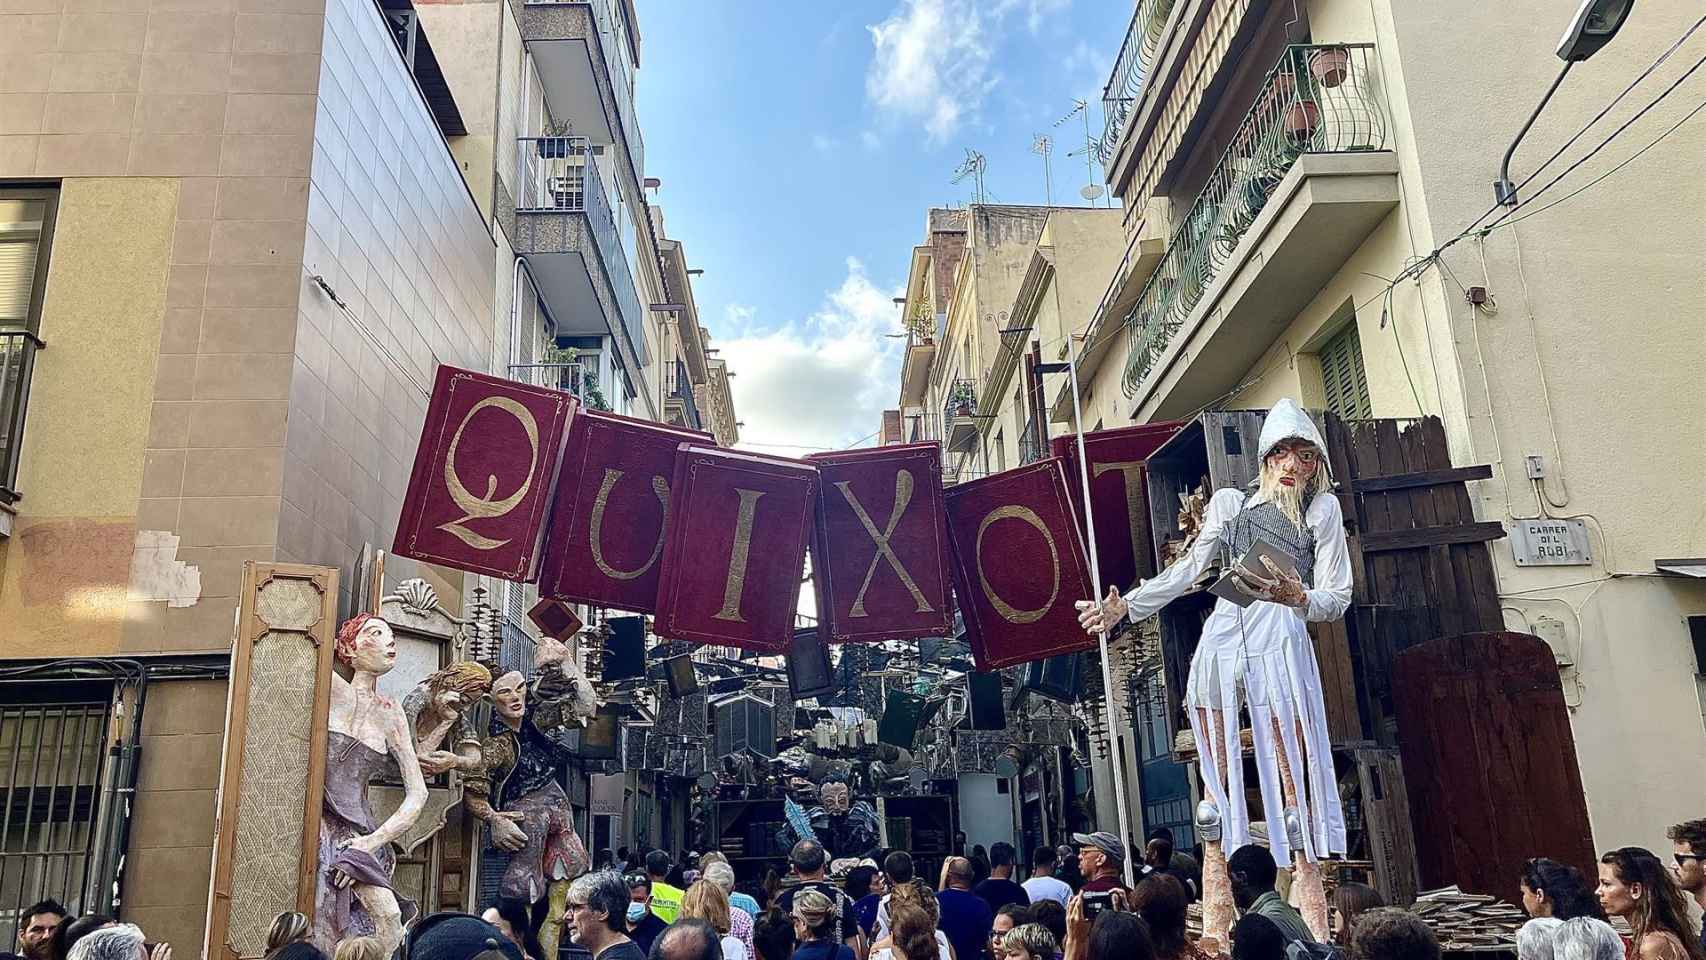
0, 690, 114, 943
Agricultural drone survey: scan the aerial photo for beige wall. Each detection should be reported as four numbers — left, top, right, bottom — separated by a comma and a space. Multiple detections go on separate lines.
126, 678, 228, 954
1380, 0, 1706, 853
0, 178, 177, 656
415, 0, 501, 221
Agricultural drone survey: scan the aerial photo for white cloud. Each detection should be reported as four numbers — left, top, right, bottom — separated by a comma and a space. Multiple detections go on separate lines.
860, 130, 883, 151
811, 134, 839, 153
865, 0, 1070, 143
722, 258, 903, 455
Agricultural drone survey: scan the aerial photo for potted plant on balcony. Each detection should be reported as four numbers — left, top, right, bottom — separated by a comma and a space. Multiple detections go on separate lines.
537, 120, 574, 158
947, 382, 976, 418
1310, 45, 1351, 88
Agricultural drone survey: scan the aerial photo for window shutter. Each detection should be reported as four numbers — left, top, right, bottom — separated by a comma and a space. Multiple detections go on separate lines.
1321, 322, 1372, 420
0, 239, 40, 324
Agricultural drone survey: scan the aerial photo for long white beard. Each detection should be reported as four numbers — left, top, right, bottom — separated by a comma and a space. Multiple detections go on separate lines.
1257, 468, 1312, 530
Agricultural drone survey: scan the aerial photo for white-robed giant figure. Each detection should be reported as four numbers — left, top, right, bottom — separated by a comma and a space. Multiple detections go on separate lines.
1079, 399, 1351, 950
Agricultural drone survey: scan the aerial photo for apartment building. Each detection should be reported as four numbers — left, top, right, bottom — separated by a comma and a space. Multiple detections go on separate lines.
0, 0, 733, 945
1076, 0, 1706, 853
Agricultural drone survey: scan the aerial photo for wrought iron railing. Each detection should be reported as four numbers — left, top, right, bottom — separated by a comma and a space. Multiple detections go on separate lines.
667, 359, 701, 430
0, 331, 43, 504
524, 0, 643, 178
1120, 44, 1387, 398
1019, 416, 1044, 465
1100, 0, 1179, 176
514, 136, 645, 373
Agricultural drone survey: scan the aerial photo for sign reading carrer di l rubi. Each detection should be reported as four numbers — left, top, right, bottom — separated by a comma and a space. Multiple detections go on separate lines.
393, 365, 575, 581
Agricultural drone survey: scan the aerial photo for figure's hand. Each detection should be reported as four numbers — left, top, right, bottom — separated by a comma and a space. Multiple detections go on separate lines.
150, 942, 172, 960
490, 812, 529, 852
418, 750, 459, 776
1233, 556, 1307, 608
1075, 586, 1128, 635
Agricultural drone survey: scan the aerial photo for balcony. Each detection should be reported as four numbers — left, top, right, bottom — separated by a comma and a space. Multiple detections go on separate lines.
665, 359, 703, 432
1100, 0, 1178, 180
943, 379, 980, 453
519, 0, 642, 179
1018, 416, 1044, 465
511, 136, 647, 378
898, 308, 936, 406
0, 330, 42, 512
1120, 44, 1398, 418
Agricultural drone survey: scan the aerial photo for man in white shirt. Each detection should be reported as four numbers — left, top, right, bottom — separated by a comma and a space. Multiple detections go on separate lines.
1021, 846, 1071, 907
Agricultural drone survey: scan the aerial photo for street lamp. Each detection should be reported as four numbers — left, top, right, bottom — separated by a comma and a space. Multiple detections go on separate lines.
1494, 0, 1635, 205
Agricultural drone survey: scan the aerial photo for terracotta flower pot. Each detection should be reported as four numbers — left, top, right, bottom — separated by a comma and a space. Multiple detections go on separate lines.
1284, 100, 1321, 144
1310, 47, 1351, 88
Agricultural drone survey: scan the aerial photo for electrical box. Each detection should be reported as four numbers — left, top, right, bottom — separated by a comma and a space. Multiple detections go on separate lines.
1524, 455, 1547, 479
1533, 616, 1571, 666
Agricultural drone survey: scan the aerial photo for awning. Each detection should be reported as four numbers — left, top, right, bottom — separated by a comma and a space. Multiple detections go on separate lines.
1655, 559, 1706, 578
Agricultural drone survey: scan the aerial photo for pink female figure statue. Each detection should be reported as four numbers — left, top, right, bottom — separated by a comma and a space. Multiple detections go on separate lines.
316, 614, 429, 954
1079, 400, 1351, 951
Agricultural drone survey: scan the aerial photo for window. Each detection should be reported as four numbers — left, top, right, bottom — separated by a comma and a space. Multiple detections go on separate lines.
0, 683, 119, 939
1320, 321, 1372, 420
0, 189, 57, 333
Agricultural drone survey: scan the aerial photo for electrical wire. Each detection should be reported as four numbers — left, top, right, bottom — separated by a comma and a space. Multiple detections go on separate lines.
1482, 47, 1706, 234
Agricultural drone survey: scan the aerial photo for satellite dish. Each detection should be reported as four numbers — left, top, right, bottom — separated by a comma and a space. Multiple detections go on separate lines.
1079, 184, 1105, 201
993, 755, 1019, 778
908, 767, 928, 790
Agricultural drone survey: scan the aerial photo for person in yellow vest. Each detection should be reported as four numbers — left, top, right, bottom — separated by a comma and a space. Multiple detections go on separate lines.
646, 850, 684, 923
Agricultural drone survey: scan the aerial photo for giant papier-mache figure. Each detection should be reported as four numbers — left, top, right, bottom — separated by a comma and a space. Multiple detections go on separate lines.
1080, 400, 1352, 951
775, 750, 880, 862
318, 614, 428, 955
464, 636, 596, 957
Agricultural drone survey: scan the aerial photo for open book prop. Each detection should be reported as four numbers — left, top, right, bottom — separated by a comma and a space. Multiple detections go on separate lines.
1204, 538, 1300, 608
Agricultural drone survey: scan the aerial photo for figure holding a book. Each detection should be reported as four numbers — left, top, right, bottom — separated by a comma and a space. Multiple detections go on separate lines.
1078, 399, 1352, 952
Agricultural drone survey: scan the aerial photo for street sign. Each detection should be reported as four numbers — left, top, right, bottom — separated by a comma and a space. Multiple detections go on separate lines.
1509, 518, 1592, 566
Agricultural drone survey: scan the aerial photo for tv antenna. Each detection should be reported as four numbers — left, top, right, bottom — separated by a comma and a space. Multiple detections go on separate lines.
1031, 134, 1053, 206
1057, 99, 1107, 206
951, 148, 987, 205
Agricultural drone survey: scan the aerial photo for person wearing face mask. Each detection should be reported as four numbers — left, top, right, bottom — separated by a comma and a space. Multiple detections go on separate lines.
626, 874, 669, 953
1079, 399, 1352, 951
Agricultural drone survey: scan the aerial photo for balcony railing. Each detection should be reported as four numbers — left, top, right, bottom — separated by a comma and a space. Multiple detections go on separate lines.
525, 0, 643, 177
1019, 416, 1044, 465
1100, 0, 1178, 176
0, 330, 43, 504
1120, 44, 1387, 398
515, 136, 646, 370
667, 359, 702, 431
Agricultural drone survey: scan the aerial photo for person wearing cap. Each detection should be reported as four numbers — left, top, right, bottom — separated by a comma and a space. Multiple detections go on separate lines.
565, 871, 647, 960
406, 913, 526, 960
1073, 833, 1129, 894
1079, 399, 1352, 948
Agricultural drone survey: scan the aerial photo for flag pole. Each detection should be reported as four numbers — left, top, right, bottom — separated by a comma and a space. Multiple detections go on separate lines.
1063, 328, 1137, 888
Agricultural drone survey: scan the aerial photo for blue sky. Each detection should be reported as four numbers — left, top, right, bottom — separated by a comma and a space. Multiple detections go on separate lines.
635, 0, 1126, 454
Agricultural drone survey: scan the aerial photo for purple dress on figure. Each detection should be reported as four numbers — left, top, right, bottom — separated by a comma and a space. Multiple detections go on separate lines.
314, 730, 419, 949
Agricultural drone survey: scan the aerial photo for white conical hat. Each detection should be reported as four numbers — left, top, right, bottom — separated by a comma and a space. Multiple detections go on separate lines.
1257, 398, 1326, 461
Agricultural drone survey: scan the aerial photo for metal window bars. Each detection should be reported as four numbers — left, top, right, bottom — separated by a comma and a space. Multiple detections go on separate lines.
1099, 0, 1180, 175
1120, 44, 1388, 398
0, 331, 42, 505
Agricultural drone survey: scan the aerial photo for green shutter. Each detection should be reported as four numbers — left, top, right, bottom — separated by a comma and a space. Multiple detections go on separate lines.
1321, 322, 1372, 420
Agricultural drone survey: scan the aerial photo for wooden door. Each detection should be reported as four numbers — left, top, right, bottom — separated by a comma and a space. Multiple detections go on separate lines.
1392, 631, 1595, 903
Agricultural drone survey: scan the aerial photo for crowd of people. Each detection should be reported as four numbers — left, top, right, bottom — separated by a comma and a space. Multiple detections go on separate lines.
5, 816, 1701, 960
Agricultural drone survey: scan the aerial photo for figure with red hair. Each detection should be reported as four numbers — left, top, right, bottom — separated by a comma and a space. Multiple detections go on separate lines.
315, 614, 427, 955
